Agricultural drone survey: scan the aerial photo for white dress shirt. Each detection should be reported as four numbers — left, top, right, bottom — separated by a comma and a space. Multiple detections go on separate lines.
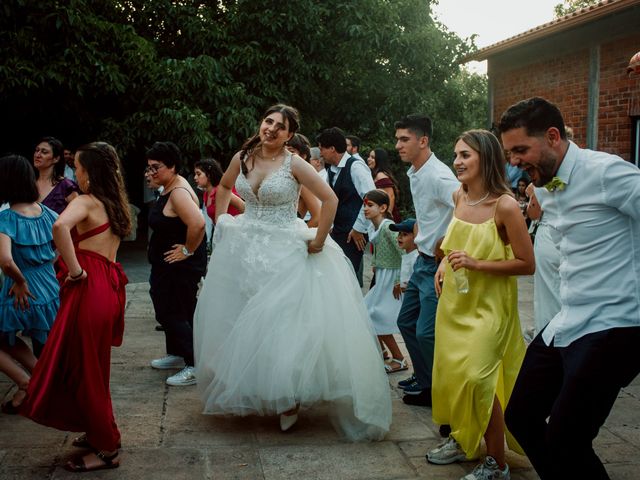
64, 165, 76, 182
539, 141, 640, 347
408, 153, 459, 256
329, 152, 375, 233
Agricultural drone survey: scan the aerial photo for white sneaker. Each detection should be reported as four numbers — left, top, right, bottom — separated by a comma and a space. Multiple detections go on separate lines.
427, 436, 466, 465
150, 355, 185, 370
461, 456, 510, 480
166, 366, 196, 386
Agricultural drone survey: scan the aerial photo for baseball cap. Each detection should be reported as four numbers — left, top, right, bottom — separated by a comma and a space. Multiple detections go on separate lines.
389, 218, 416, 233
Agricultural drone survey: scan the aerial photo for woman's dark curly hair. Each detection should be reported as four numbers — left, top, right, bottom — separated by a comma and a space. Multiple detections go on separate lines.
76, 142, 132, 238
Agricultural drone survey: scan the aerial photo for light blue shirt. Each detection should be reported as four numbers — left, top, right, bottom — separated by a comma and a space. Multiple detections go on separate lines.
407, 153, 459, 257
539, 141, 640, 347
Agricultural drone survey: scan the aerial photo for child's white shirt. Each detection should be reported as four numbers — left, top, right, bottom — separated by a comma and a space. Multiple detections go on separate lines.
399, 249, 419, 287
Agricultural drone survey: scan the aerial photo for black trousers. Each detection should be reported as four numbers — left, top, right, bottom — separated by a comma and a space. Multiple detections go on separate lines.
331, 231, 364, 287
505, 327, 640, 480
149, 265, 202, 366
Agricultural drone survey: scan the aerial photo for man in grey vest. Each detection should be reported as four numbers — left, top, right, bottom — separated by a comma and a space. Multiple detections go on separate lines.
317, 127, 375, 286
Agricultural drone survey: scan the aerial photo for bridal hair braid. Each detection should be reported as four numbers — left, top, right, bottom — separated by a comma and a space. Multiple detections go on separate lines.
76, 142, 132, 238
456, 130, 512, 197
240, 104, 300, 175
364, 189, 393, 220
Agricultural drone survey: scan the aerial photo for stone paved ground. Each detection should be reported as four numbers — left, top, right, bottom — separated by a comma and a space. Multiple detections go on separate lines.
1, 241, 639, 479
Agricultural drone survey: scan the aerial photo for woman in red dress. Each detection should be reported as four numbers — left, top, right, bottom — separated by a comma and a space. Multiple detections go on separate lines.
20, 142, 131, 472
366, 148, 401, 222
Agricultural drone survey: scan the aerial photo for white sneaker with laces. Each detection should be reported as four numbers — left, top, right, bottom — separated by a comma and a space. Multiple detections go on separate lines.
166, 366, 196, 386
427, 436, 467, 465
461, 456, 510, 480
150, 355, 185, 370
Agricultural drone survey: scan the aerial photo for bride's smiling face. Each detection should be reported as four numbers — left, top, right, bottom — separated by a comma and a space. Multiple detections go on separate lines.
259, 112, 292, 148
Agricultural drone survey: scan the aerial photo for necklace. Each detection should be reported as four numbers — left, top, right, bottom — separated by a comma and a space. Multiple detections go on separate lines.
465, 191, 490, 206
260, 148, 284, 161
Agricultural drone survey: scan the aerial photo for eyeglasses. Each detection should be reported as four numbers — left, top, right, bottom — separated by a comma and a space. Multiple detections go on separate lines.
144, 164, 165, 174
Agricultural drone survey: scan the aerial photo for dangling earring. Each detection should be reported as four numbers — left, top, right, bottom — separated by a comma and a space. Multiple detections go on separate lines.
85, 180, 90, 191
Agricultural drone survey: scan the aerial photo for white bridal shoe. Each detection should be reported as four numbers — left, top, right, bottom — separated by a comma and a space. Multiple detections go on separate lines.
279, 411, 299, 432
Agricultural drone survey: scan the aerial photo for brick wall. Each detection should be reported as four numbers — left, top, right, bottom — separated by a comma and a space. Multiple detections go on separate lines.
598, 34, 640, 160
491, 32, 640, 161
492, 50, 590, 146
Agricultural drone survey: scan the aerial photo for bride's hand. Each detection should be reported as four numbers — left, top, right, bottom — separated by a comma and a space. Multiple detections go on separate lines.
307, 239, 324, 254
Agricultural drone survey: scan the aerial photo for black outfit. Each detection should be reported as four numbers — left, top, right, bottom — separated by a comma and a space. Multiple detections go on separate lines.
505, 327, 640, 480
148, 188, 206, 366
328, 157, 366, 285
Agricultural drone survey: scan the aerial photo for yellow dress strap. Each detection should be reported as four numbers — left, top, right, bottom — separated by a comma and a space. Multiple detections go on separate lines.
491, 193, 512, 219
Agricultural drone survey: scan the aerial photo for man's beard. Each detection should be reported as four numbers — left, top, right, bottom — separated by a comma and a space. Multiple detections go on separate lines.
532, 149, 558, 187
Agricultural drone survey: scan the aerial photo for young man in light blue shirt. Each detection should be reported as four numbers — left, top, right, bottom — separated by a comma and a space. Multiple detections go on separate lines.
500, 97, 640, 480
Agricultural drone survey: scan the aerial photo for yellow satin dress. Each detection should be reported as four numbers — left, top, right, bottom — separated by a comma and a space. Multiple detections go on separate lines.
432, 200, 525, 459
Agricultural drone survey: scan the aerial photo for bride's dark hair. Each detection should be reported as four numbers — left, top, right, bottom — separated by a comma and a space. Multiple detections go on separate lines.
240, 104, 300, 175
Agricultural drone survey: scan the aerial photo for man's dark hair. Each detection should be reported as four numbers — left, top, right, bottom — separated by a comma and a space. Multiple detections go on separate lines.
316, 127, 347, 154
346, 135, 361, 150
146, 141, 183, 172
0, 154, 39, 204
394, 114, 433, 140
498, 97, 566, 140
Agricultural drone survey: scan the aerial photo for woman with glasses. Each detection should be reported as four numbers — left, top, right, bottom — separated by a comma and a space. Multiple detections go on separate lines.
145, 141, 206, 387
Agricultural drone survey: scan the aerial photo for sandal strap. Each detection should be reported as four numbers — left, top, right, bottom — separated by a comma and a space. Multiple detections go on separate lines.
96, 451, 119, 465
384, 358, 407, 372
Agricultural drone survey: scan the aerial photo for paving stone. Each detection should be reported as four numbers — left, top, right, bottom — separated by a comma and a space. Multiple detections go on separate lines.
206, 446, 264, 479
259, 442, 414, 480
50, 448, 205, 480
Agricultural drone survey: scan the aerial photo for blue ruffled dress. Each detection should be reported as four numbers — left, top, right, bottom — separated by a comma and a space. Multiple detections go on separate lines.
0, 205, 59, 345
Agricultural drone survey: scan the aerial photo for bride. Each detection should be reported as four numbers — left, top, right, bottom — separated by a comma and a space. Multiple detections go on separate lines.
193, 104, 391, 440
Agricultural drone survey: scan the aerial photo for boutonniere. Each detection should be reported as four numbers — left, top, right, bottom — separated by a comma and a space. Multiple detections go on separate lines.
544, 176, 566, 192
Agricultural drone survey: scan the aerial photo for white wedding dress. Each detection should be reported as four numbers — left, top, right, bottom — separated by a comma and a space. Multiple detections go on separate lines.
194, 152, 391, 441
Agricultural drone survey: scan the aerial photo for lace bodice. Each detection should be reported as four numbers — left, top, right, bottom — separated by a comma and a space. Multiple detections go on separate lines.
235, 152, 301, 226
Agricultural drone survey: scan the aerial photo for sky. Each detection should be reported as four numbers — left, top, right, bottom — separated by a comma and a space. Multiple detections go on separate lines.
433, 0, 561, 73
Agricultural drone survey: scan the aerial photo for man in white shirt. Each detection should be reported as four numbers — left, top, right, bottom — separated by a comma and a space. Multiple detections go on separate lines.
317, 127, 375, 286
394, 115, 459, 406
346, 135, 365, 162
500, 97, 640, 480
63, 147, 76, 182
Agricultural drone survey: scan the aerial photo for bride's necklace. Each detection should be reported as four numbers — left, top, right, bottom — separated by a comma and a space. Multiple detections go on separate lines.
260, 148, 284, 162
465, 191, 490, 206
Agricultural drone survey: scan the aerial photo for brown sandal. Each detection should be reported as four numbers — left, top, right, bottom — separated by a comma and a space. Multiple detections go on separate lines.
65, 450, 120, 472
71, 433, 121, 449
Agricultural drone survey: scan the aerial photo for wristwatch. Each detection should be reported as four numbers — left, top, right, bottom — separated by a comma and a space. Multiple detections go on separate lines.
181, 246, 194, 257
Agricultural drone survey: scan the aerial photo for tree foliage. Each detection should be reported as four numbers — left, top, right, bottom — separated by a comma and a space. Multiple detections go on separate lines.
554, 0, 599, 17
1, 0, 487, 206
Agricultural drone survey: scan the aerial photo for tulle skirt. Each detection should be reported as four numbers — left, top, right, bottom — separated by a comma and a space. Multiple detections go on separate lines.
194, 214, 392, 441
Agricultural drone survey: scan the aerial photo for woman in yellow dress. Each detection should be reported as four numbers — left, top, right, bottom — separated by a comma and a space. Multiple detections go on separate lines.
427, 130, 534, 480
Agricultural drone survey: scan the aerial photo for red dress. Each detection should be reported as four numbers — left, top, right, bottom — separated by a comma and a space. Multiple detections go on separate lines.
374, 177, 401, 222
20, 223, 127, 452
203, 186, 242, 221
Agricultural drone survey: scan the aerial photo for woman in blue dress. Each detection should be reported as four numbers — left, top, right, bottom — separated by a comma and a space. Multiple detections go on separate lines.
0, 154, 59, 412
